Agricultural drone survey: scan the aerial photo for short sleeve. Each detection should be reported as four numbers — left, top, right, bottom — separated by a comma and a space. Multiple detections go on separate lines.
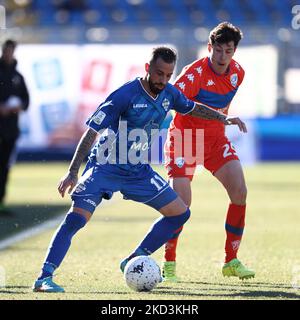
86, 90, 128, 132
171, 86, 195, 115
174, 60, 203, 99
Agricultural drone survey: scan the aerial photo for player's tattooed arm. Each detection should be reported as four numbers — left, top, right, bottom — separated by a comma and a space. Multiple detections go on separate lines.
188, 103, 228, 123
68, 128, 97, 176
188, 104, 247, 132
58, 128, 98, 197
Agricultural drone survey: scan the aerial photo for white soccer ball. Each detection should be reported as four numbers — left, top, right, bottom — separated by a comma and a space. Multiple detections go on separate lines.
124, 256, 162, 292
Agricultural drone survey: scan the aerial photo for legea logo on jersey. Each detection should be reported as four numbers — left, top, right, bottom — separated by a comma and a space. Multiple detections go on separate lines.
230, 73, 238, 87
133, 103, 148, 109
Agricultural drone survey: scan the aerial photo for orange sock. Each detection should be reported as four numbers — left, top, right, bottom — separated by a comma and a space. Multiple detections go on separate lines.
224, 203, 246, 263
164, 226, 183, 261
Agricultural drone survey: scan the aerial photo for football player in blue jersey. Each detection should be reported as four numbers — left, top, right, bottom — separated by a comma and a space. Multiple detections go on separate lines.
33, 46, 245, 292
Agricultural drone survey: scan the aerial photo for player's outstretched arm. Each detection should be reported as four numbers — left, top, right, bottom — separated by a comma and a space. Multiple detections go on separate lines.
188, 103, 247, 132
58, 128, 98, 197
188, 103, 228, 123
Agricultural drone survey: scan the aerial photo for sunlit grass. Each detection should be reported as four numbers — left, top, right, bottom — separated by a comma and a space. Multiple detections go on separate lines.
0, 162, 300, 300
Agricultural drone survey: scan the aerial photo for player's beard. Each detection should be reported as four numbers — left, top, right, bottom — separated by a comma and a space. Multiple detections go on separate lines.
148, 78, 165, 95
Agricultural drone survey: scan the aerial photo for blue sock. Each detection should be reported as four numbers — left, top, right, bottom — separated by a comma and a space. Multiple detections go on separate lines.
38, 212, 87, 280
132, 208, 191, 257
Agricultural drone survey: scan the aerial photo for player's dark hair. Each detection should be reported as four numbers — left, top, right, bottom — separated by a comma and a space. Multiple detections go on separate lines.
2, 39, 17, 50
150, 46, 177, 65
209, 22, 243, 47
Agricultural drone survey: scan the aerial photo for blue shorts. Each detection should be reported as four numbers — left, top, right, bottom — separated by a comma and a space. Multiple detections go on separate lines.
71, 162, 177, 213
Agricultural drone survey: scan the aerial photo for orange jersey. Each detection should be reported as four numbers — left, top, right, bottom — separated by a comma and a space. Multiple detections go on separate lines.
165, 57, 244, 179
172, 56, 244, 130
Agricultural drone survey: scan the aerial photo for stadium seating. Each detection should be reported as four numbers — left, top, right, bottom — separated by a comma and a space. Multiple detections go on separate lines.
5, 0, 295, 28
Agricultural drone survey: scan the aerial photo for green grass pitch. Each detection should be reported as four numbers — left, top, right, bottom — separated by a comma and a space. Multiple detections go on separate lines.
0, 162, 300, 300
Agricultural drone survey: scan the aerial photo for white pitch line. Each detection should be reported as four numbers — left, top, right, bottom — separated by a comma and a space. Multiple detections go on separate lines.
0, 195, 120, 251
0, 214, 64, 251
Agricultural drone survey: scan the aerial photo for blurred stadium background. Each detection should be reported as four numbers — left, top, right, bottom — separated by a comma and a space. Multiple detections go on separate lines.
1, 0, 300, 163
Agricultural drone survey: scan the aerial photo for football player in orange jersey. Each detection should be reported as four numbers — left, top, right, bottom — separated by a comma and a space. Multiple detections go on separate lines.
163, 22, 255, 281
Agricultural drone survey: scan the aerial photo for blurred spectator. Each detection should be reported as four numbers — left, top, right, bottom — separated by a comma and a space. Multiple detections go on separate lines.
0, 39, 30, 213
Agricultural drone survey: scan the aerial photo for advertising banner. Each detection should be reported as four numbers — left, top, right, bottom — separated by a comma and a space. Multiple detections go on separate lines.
16, 44, 155, 149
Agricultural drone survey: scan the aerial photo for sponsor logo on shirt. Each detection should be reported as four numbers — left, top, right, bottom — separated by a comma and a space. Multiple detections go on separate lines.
130, 141, 148, 151
133, 103, 148, 109
230, 73, 238, 87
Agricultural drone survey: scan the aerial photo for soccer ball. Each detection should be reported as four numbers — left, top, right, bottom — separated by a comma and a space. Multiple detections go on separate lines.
124, 256, 162, 292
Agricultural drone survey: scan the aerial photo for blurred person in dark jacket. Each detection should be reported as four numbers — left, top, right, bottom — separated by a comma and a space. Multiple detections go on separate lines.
0, 39, 29, 212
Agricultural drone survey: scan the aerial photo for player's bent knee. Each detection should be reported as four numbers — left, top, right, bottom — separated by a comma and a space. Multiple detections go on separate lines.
166, 208, 191, 229
64, 212, 87, 236
71, 206, 93, 222
159, 197, 187, 216
180, 208, 191, 224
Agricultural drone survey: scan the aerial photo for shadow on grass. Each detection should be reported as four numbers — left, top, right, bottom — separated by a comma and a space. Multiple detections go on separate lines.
180, 280, 294, 289
1, 285, 299, 299
0, 286, 31, 295
0, 290, 30, 295
0, 204, 69, 242
30, 287, 299, 299
155, 282, 300, 299
154, 289, 300, 299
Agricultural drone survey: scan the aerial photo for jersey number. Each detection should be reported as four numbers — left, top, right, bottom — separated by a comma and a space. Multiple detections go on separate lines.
223, 143, 237, 158
150, 175, 167, 191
